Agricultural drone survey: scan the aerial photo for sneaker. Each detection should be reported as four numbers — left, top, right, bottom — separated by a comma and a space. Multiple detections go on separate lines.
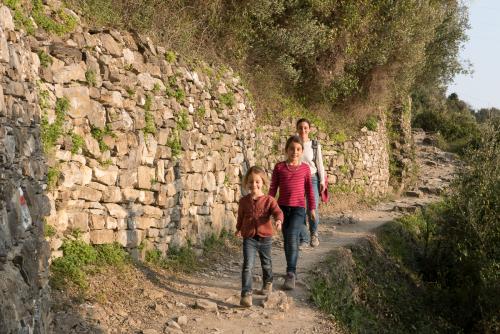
282, 272, 295, 290
310, 233, 320, 247
257, 282, 273, 295
240, 293, 252, 307
299, 241, 309, 250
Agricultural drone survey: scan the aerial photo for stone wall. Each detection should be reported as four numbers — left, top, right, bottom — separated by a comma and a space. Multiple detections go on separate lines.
31, 23, 255, 257
255, 115, 391, 197
0, 6, 51, 333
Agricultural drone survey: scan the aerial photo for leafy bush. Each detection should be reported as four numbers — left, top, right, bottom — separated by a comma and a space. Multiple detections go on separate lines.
51, 240, 128, 289
41, 97, 69, 153
64, 0, 469, 127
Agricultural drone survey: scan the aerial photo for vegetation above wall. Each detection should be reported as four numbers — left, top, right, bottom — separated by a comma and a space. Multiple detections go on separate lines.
56, 0, 469, 132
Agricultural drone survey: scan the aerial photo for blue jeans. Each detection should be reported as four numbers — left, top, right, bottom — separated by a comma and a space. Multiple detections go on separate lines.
300, 174, 320, 243
280, 206, 306, 274
241, 236, 273, 295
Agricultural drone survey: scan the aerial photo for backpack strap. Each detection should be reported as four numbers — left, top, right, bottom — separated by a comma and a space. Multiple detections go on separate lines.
312, 140, 318, 168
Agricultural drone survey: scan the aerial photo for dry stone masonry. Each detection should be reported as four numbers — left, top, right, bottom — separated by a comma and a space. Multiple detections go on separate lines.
0, 2, 413, 332
255, 115, 391, 197
0, 6, 51, 334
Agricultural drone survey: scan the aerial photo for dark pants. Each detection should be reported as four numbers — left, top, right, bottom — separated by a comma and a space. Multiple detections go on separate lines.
241, 236, 273, 295
280, 206, 306, 275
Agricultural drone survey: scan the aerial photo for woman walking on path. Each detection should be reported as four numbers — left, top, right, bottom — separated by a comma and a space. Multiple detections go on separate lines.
269, 135, 316, 290
296, 118, 326, 248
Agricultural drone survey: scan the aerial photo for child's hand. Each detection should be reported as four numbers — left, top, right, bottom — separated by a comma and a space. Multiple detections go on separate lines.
310, 210, 317, 222
235, 230, 242, 238
275, 220, 282, 231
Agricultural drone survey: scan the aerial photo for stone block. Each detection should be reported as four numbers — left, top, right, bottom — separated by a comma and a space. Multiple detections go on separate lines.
90, 214, 106, 230
62, 86, 92, 118
90, 230, 114, 244
105, 203, 128, 219
93, 165, 118, 185
137, 166, 155, 189
116, 229, 143, 247
102, 186, 122, 202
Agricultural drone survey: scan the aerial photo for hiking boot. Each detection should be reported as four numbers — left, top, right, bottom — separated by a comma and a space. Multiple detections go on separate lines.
299, 241, 309, 250
257, 282, 273, 295
240, 293, 252, 307
310, 233, 320, 247
282, 272, 295, 290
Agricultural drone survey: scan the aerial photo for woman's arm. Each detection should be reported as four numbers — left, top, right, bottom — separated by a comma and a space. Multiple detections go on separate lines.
317, 143, 326, 192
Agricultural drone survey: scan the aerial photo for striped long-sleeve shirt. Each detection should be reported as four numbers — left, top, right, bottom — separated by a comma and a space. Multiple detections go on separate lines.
268, 161, 315, 209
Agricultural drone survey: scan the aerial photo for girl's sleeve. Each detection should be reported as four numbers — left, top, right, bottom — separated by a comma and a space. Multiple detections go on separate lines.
269, 197, 284, 222
304, 167, 316, 209
236, 198, 244, 231
268, 164, 279, 198
317, 143, 326, 186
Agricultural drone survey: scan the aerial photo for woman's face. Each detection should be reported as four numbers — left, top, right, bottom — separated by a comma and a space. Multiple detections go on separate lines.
297, 121, 311, 139
286, 142, 303, 163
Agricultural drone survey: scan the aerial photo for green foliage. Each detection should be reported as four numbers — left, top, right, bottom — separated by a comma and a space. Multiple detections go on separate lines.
85, 69, 97, 86
164, 51, 176, 63
143, 94, 156, 134
144, 111, 156, 135
166, 129, 181, 159
90, 125, 113, 152
47, 166, 60, 189
38, 89, 50, 110
64, 0, 468, 130
146, 244, 198, 273
412, 93, 479, 154
37, 50, 52, 68
41, 97, 69, 153
44, 223, 56, 238
152, 82, 161, 94
7, 0, 35, 34
50, 239, 98, 289
176, 109, 190, 131
219, 92, 235, 107
310, 235, 455, 333
331, 131, 347, 144
195, 106, 206, 120
94, 243, 129, 267
51, 240, 128, 290
173, 88, 185, 102
70, 133, 84, 154
32, 0, 77, 36
125, 86, 135, 97
363, 115, 378, 131
124, 63, 134, 71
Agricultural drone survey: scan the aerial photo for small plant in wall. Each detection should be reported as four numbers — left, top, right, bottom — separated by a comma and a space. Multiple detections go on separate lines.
70, 133, 85, 154
85, 69, 97, 87
143, 94, 156, 135
176, 109, 190, 131
37, 50, 52, 68
41, 97, 69, 153
46, 166, 60, 190
164, 51, 177, 63
167, 129, 182, 159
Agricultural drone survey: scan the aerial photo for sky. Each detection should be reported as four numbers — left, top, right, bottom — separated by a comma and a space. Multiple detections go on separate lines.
446, 0, 500, 110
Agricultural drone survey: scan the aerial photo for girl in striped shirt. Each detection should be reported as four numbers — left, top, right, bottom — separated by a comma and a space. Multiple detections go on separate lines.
269, 135, 316, 290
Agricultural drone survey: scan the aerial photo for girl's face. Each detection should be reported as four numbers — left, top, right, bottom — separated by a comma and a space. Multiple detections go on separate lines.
297, 122, 311, 139
246, 173, 264, 196
286, 142, 303, 164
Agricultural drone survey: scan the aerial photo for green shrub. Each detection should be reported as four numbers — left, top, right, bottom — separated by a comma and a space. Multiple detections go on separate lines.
167, 130, 182, 159
195, 106, 206, 120
176, 109, 190, 130
219, 93, 235, 107
152, 82, 161, 94
37, 50, 52, 68
41, 97, 69, 152
90, 125, 115, 152
364, 115, 378, 131
70, 133, 84, 154
31, 0, 77, 36
164, 51, 176, 63
51, 240, 128, 290
46, 166, 60, 190
85, 69, 97, 86
146, 244, 199, 273
144, 111, 156, 135
44, 223, 57, 238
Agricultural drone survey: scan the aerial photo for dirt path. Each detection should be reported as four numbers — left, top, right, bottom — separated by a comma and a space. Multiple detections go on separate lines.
52, 130, 458, 334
